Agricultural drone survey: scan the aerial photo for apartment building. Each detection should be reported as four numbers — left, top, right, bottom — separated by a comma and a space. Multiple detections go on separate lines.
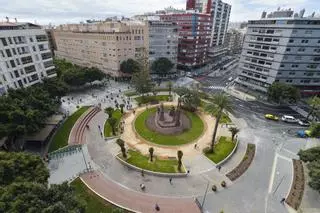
236, 9, 320, 96
54, 21, 149, 77
0, 22, 55, 95
160, 11, 212, 71
225, 29, 245, 55
188, 0, 231, 47
148, 21, 178, 72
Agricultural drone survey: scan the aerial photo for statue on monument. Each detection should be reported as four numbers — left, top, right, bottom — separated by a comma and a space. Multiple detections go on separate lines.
159, 103, 165, 121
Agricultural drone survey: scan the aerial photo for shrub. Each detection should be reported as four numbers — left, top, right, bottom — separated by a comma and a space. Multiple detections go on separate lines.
203, 147, 212, 154
212, 185, 217, 192
221, 181, 226, 187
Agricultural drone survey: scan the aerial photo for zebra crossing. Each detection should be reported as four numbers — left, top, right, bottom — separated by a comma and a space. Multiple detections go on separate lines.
207, 86, 225, 90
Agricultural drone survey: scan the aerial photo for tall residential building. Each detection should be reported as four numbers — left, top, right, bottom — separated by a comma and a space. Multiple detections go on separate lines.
54, 21, 149, 77
236, 9, 320, 96
160, 11, 212, 71
192, 0, 231, 47
225, 29, 245, 55
148, 21, 179, 72
0, 22, 55, 95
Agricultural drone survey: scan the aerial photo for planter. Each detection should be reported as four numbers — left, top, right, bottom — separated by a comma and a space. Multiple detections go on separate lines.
221, 181, 226, 188
212, 185, 217, 192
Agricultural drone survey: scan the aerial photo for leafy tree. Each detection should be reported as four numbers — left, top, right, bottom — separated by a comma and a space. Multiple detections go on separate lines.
167, 81, 173, 96
268, 82, 300, 104
41, 78, 69, 98
84, 67, 105, 83
175, 87, 201, 111
107, 117, 117, 136
0, 182, 85, 213
131, 70, 152, 97
177, 150, 183, 171
205, 93, 233, 153
307, 96, 320, 121
229, 127, 240, 142
116, 139, 127, 158
298, 147, 320, 193
0, 152, 49, 186
151, 57, 174, 76
149, 147, 154, 162
120, 104, 125, 114
120, 59, 141, 74
309, 122, 320, 138
104, 107, 114, 118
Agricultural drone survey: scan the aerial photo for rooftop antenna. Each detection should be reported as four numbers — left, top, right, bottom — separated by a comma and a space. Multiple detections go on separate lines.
311, 12, 315, 17
14, 18, 17, 23
5, 16, 9, 22
277, 7, 280, 11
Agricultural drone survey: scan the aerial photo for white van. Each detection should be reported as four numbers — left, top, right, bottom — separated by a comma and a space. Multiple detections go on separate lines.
281, 115, 297, 123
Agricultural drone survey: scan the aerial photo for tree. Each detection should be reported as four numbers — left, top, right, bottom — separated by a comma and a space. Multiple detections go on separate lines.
151, 57, 174, 76
177, 150, 183, 171
104, 107, 114, 118
205, 93, 233, 153
309, 122, 320, 138
120, 104, 125, 114
107, 117, 117, 136
131, 70, 152, 97
116, 139, 127, 158
0, 152, 49, 186
298, 147, 320, 193
167, 81, 173, 96
307, 96, 320, 121
229, 127, 240, 142
149, 147, 154, 162
268, 82, 300, 104
41, 78, 69, 98
0, 182, 85, 213
120, 59, 141, 74
175, 87, 201, 111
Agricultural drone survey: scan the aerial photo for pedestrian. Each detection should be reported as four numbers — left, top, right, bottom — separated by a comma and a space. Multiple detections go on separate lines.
141, 170, 144, 177
100, 132, 103, 137
194, 143, 197, 149
155, 203, 160, 211
133, 110, 136, 115
98, 125, 101, 129
217, 165, 221, 171
169, 178, 172, 184
280, 198, 286, 204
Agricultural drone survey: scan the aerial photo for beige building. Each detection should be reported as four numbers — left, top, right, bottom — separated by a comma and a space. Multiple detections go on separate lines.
54, 21, 149, 77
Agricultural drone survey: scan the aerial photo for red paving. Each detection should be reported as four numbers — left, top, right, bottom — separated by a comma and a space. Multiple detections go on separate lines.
81, 171, 201, 213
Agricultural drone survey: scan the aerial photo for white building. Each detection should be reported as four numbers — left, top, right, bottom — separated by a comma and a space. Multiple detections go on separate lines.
236, 9, 320, 96
0, 22, 55, 94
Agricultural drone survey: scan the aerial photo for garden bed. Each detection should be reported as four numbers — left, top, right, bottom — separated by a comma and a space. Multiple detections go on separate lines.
71, 178, 129, 212
118, 150, 185, 174
285, 159, 305, 210
49, 106, 89, 152
226, 143, 256, 181
103, 109, 122, 137
204, 136, 236, 164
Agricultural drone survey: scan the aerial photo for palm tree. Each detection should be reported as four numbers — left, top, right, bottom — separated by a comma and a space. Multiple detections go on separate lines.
205, 93, 233, 153
105, 107, 114, 118
177, 150, 183, 171
108, 117, 117, 135
119, 104, 125, 114
116, 139, 127, 158
149, 147, 154, 162
167, 81, 173, 96
229, 127, 240, 142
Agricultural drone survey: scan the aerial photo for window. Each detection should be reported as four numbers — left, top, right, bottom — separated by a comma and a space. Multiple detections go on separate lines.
272, 38, 279, 42
301, 40, 309, 43
314, 49, 320, 53
314, 57, 320, 62
280, 64, 285, 68
30, 37, 33, 42
305, 30, 312, 34
8, 37, 12, 44
0, 38, 7, 46
286, 48, 291, 52
292, 64, 299, 68
5, 49, 12, 57
289, 39, 294, 43
32, 46, 36, 52
286, 79, 293, 83
289, 72, 295, 75
12, 48, 16, 55
307, 64, 318, 69
295, 56, 302, 60
298, 48, 305, 52
10, 60, 16, 68
292, 29, 298, 34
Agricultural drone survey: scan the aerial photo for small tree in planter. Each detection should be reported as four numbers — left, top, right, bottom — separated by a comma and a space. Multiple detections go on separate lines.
221, 180, 226, 188
105, 107, 114, 118
149, 147, 154, 162
116, 139, 127, 158
107, 117, 117, 136
120, 104, 125, 114
229, 127, 240, 142
212, 185, 217, 192
177, 150, 183, 171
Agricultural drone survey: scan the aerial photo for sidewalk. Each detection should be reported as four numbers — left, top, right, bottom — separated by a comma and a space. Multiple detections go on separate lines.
226, 86, 256, 101
81, 171, 201, 213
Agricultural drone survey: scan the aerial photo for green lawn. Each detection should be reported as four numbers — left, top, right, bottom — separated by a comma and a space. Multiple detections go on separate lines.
205, 136, 236, 164
120, 150, 184, 173
71, 178, 127, 213
104, 109, 122, 137
134, 107, 204, 145
134, 95, 171, 104
49, 106, 89, 152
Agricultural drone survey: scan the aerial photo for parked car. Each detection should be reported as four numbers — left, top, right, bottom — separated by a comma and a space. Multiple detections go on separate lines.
281, 115, 298, 123
298, 119, 311, 127
265, 114, 279, 121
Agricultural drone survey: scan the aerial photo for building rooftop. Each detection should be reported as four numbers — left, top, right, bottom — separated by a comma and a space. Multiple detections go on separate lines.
0, 22, 41, 30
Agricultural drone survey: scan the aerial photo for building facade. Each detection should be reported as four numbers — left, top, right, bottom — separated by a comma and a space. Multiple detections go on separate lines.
54, 21, 149, 77
148, 21, 179, 72
0, 22, 55, 94
224, 29, 245, 55
236, 9, 320, 96
160, 12, 212, 71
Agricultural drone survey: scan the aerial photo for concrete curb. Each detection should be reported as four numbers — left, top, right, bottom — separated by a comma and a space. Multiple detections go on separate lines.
116, 152, 188, 177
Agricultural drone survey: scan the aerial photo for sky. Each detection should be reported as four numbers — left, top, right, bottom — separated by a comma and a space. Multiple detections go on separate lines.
0, 0, 319, 25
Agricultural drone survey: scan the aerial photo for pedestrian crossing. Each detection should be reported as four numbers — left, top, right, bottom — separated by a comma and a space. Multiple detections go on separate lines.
207, 86, 225, 90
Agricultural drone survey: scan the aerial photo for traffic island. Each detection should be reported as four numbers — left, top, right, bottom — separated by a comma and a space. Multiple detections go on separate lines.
226, 143, 256, 181
285, 159, 305, 210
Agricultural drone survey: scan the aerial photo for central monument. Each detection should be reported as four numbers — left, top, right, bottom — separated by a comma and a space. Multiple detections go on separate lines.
156, 103, 182, 128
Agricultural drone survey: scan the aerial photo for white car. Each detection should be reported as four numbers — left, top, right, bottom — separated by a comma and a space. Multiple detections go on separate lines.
281, 115, 298, 123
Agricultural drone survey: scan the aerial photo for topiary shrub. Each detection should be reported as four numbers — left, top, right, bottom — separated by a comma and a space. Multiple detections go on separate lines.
221, 181, 226, 187
212, 185, 217, 192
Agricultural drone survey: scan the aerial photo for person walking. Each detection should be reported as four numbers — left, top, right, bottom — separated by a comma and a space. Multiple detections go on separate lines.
155, 203, 160, 211
194, 143, 197, 149
141, 170, 144, 177
280, 198, 286, 204
169, 178, 172, 185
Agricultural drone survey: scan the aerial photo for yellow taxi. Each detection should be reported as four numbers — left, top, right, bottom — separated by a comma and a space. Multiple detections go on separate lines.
265, 114, 279, 121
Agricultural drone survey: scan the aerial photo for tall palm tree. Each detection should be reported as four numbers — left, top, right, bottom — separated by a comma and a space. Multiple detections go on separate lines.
116, 139, 127, 158
177, 150, 183, 171
167, 81, 173, 96
229, 127, 240, 142
205, 93, 233, 153
105, 107, 114, 118
149, 147, 154, 162
108, 117, 117, 136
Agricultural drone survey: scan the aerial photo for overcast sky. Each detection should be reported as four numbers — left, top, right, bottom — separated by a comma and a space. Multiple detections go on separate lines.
0, 0, 319, 25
